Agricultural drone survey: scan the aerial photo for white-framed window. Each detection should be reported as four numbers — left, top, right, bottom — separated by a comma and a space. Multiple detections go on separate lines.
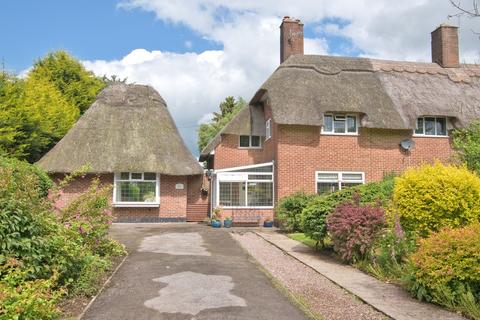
216, 163, 274, 208
315, 171, 364, 195
113, 172, 160, 207
265, 118, 272, 140
322, 114, 358, 135
239, 135, 262, 148
414, 117, 447, 137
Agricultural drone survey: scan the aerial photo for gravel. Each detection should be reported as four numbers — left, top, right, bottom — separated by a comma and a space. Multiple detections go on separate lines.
231, 232, 388, 320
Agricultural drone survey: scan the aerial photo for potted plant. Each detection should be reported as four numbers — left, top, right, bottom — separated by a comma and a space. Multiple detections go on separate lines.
211, 207, 222, 228
224, 216, 233, 228
263, 218, 274, 228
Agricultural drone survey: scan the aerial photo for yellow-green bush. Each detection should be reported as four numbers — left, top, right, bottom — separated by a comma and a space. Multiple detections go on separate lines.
393, 163, 480, 236
405, 223, 480, 319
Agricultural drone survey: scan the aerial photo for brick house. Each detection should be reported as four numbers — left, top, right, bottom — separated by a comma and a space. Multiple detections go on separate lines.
38, 84, 209, 222
199, 17, 480, 223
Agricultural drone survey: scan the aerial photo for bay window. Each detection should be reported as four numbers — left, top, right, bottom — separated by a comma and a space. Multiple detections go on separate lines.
113, 172, 160, 206
316, 171, 364, 195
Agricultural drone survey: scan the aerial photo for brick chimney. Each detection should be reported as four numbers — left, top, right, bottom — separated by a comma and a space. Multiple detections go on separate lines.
280, 16, 304, 64
431, 24, 459, 68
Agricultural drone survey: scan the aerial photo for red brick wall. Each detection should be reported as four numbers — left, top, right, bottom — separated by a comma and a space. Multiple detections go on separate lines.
52, 173, 195, 222
276, 125, 453, 199
213, 134, 272, 169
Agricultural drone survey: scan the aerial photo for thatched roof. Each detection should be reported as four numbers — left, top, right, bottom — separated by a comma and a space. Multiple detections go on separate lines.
38, 84, 203, 175
250, 55, 480, 130
199, 105, 265, 161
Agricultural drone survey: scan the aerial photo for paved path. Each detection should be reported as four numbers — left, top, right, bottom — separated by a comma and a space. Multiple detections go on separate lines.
256, 231, 465, 320
82, 224, 308, 320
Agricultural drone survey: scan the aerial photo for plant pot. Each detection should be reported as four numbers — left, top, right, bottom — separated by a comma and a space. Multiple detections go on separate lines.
224, 219, 233, 228
211, 220, 222, 228
263, 220, 274, 228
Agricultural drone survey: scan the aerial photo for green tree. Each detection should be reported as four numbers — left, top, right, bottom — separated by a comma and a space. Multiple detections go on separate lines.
453, 120, 480, 174
197, 96, 245, 152
0, 73, 79, 162
29, 50, 105, 114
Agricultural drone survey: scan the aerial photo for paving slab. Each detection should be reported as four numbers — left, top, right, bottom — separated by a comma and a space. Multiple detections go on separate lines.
82, 224, 309, 320
256, 231, 465, 320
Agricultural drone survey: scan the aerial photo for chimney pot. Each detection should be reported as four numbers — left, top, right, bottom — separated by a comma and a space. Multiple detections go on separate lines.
431, 24, 460, 68
280, 17, 304, 64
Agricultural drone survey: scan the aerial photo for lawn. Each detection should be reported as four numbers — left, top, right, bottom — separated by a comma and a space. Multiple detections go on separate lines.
287, 233, 318, 249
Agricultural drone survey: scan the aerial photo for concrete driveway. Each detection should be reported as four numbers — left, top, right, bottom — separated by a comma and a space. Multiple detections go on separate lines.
82, 223, 308, 320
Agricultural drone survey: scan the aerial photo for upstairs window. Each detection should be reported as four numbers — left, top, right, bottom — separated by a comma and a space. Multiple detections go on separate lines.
265, 119, 272, 140
322, 114, 358, 135
316, 171, 364, 195
414, 117, 447, 137
239, 135, 261, 148
114, 172, 159, 206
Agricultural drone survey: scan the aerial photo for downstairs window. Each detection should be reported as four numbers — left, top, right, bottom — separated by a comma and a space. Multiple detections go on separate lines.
113, 172, 160, 206
316, 171, 364, 195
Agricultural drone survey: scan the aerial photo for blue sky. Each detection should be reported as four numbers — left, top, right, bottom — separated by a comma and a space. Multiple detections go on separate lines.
1, 1, 477, 155
0, 0, 221, 73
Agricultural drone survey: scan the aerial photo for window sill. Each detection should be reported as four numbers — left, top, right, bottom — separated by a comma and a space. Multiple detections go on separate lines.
321, 132, 359, 136
413, 134, 449, 138
113, 203, 160, 208
217, 206, 274, 209
238, 147, 263, 150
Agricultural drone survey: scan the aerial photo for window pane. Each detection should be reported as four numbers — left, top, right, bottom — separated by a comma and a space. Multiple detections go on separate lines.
317, 182, 339, 194
248, 174, 272, 180
436, 118, 447, 136
341, 182, 363, 189
239, 135, 250, 147
415, 118, 424, 135
117, 181, 156, 202
425, 117, 436, 135
120, 172, 130, 180
347, 116, 357, 133
219, 182, 245, 206
144, 172, 156, 180
324, 115, 333, 132
317, 172, 339, 180
334, 118, 346, 133
247, 182, 273, 206
251, 135, 260, 147
131, 172, 142, 180
342, 173, 363, 181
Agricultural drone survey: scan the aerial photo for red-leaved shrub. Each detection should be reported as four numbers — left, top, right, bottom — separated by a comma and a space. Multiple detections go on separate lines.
327, 195, 386, 262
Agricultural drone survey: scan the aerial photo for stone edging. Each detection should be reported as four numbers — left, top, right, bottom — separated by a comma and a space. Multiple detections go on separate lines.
78, 254, 129, 319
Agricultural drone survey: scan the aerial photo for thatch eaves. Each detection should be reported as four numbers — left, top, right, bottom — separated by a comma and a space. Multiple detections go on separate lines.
37, 84, 203, 175
250, 55, 480, 130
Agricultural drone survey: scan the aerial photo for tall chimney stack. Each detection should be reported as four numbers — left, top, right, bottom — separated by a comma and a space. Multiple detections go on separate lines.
431, 24, 459, 68
280, 16, 304, 64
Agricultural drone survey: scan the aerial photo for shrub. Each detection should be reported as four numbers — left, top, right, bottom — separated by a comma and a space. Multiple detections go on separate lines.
301, 175, 395, 247
0, 259, 63, 320
276, 191, 315, 232
327, 195, 386, 262
393, 163, 480, 236
452, 120, 480, 175
405, 223, 480, 318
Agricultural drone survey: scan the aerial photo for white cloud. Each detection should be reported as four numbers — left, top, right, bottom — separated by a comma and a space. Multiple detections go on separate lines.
83, 0, 479, 154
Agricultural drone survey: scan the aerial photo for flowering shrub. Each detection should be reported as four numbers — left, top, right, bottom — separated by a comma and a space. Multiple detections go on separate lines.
327, 195, 386, 262
0, 158, 124, 318
276, 191, 315, 232
393, 163, 480, 237
405, 223, 480, 318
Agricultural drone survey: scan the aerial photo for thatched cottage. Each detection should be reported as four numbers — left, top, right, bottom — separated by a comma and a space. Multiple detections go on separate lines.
199, 18, 480, 223
38, 84, 208, 222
